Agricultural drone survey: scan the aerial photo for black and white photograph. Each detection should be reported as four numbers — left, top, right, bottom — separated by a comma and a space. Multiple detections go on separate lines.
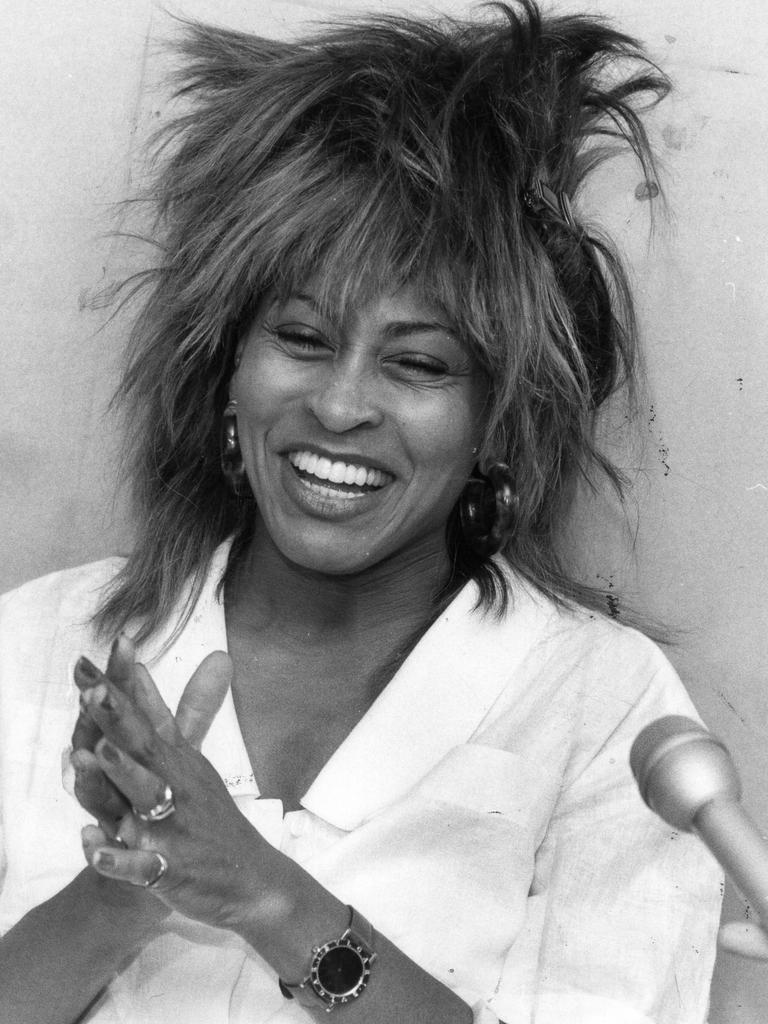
1, 1, 766, 1021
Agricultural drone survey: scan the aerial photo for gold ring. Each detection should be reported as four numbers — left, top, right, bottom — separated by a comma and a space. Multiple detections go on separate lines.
142, 852, 169, 888
133, 784, 176, 823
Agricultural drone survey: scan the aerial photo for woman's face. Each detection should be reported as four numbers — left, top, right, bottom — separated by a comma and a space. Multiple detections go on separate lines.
233, 283, 488, 575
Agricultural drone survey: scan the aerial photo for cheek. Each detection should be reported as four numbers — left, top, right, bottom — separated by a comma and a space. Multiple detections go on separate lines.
423, 385, 485, 455
228, 388, 277, 485
401, 400, 481, 487
232, 348, 289, 427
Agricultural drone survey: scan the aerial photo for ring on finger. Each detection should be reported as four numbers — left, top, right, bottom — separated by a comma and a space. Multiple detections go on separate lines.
142, 851, 169, 888
133, 784, 176, 823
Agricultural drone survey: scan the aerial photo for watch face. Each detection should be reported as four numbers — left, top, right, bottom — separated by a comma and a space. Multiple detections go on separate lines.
316, 943, 365, 996
313, 937, 372, 999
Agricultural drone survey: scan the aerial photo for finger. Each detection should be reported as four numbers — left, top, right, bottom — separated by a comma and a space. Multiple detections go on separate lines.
73, 656, 102, 693
80, 678, 162, 770
105, 634, 137, 697
718, 921, 768, 960
73, 639, 132, 698
133, 654, 232, 747
72, 638, 140, 749
132, 663, 178, 741
94, 736, 171, 816
77, 649, 230, 751
71, 706, 102, 753
82, 823, 113, 860
82, 823, 127, 858
175, 652, 232, 749
72, 660, 109, 753
85, 659, 183, 745
98, 638, 177, 737
71, 748, 131, 827
116, 813, 141, 848
91, 845, 170, 890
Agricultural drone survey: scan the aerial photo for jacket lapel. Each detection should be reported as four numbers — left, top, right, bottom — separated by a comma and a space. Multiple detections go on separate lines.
138, 545, 557, 833
301, 570, 555, 831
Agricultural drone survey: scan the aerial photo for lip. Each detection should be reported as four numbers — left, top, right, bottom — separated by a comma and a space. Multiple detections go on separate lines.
279, 455, 394, 520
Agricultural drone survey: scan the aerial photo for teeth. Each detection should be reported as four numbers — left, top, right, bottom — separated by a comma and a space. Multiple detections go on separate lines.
288, 451, 390, 488
328, 462, 346, 484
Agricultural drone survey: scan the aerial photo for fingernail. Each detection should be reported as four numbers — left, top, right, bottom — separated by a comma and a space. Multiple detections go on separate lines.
93, 850, 116, 870
70, 748, 90, 770
75, 656, 101, 682
99, 740, 120, 764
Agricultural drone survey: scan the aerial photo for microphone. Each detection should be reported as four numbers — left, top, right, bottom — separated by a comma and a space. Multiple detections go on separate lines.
630, 715, 768, 920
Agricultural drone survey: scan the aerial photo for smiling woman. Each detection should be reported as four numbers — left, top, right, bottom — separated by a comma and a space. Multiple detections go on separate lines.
234, 286, 485, 576
0, 2, 723, 1023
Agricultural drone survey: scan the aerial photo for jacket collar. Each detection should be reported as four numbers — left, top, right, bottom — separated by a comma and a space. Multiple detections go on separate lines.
140, 542, 555, 831
301, 571, 554, 830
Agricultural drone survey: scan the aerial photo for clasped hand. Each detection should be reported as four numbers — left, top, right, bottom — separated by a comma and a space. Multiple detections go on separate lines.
71, 636, 268, 933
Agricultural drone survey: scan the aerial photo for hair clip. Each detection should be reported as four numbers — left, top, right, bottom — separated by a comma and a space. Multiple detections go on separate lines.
523, 180, 577, 231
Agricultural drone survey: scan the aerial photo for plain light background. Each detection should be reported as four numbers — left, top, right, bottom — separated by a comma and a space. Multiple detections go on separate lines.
2, 0, 767, 1019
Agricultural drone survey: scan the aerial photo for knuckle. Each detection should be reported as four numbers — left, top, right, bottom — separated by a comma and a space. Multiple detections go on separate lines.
136, 733, 163, 765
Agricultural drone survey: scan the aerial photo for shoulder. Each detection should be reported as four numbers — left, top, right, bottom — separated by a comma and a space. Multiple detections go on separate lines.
457, 577, 705, 817
469, 571, 699, 742
484, 566, 675, 681
1, 556, 126, 616
0, 559, 127, 766
0, 557, 126, 658
541, 600, 676, 685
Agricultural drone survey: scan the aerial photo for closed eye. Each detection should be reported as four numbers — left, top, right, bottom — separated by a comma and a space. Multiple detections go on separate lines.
388, 354, 450, 381
266, 323, 331, 356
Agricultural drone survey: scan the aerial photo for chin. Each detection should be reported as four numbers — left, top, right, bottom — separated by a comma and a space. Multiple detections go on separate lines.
275, 536, 382, 577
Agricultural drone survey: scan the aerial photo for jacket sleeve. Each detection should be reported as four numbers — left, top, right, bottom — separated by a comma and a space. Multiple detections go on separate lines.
0, 571, 113, 936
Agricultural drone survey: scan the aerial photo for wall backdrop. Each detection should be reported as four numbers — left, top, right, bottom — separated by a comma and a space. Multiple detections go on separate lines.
2, 0, 767, 1019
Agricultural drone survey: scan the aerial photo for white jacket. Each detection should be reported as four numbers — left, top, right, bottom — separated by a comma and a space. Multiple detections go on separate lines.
0, 543, 722, 1023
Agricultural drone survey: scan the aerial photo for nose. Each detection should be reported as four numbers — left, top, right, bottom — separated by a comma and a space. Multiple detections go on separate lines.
305, 361, 384, 433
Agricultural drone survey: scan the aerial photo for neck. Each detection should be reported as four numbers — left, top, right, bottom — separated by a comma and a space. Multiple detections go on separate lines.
227, 518, 452, 647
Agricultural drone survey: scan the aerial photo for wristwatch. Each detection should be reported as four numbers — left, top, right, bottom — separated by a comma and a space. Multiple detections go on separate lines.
278, 906, 377, 1013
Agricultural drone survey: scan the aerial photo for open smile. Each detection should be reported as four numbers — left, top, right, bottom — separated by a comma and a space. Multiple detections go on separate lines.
287, 450, 394, 498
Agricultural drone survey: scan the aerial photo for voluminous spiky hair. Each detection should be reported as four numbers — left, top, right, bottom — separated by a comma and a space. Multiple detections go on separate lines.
96, 0, 669, 643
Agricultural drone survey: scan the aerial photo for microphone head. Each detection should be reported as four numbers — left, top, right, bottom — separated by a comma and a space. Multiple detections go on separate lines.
630, 715, 740, 831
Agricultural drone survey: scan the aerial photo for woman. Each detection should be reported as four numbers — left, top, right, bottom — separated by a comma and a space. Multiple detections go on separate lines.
0, 2, 721, 1021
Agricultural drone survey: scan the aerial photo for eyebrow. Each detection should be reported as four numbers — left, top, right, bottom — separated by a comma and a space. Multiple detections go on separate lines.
266, 290, 323, 317
291, 291, 322, 311
383, 321, 456, 339
283, 292, 457, 340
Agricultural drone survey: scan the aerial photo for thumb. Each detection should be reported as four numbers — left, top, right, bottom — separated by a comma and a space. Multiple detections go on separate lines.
175, 651, 233, 749
105, 634, 138, 697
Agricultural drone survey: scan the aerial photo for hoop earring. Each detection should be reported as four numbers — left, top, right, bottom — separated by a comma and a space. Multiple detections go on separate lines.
459, 461, 518, 557
220, 399, 246, 494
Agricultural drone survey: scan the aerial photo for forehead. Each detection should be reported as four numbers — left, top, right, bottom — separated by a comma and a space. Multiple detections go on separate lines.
265, 279, 452, 327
